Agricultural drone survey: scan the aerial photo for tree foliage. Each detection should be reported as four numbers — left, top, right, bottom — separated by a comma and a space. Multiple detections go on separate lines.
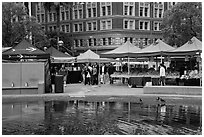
45, 31, 74, 55
161, 2, 202, 47
2, 2, 46, 47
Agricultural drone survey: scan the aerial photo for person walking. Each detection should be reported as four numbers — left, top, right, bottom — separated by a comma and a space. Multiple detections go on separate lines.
159, 62, 166, 86
59, 64, 68, 87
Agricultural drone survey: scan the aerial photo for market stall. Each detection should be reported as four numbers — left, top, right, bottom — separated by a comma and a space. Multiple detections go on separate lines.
2, 39, 50, 60
68, 49, 117, 83
103, 39, 177, 87
165, 37, 202, 86
100, 40, 141, 75
45, 46, 75, 63
2, 39, 51, 94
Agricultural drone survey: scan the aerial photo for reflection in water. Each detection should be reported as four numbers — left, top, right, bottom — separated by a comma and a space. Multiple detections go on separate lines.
2, 100, 202, 135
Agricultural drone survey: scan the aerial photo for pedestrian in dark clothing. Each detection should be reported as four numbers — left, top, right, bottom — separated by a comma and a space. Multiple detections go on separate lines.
108, 63, 115, 84
122, 63, 128, 84
59, 64, 68, 87
92, 64, 98, 85
84, 65, 92, 85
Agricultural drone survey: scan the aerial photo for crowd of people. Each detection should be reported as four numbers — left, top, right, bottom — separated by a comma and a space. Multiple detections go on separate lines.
51, 62, 116, 87
81, 63, 116, 85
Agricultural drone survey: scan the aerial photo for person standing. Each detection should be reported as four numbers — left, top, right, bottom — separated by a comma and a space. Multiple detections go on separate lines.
84, 64, 91, 85
92, 64, 98, 85
100, 63, 107, 84
159, 62, 166, 86
59, 64, 68, 87
108, 63, 115, 84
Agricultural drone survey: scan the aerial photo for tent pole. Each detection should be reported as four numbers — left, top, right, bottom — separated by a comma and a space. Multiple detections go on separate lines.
161, 55, 163, 63
128, 56, 130, 75
98, 61, 101, 86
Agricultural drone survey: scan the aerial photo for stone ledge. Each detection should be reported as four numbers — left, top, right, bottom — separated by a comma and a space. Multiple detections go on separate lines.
143, 86, 202, 95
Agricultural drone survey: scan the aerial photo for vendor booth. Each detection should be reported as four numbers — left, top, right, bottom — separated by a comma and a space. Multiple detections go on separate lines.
101, 38, 202, 87
100, 40, 141, 74
2, 39, 51, 94
2, 39, 50, 60
69, 49, 117, 84
45, 46, 74, 63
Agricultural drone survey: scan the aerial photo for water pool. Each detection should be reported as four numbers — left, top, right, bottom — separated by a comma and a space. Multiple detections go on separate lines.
2, 99, 202, 135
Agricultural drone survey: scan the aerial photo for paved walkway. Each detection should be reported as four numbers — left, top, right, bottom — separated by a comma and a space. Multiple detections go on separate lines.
64, 83, 143, 96
3, 83, 201, 106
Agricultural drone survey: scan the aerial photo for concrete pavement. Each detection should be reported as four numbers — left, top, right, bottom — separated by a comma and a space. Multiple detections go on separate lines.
2, 83, 202, 106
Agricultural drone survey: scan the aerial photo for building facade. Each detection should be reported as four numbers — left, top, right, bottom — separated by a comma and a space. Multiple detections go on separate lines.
31, 2, 177, 54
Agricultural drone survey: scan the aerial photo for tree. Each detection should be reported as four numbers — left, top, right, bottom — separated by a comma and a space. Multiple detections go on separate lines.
161, 2, 202, 47
46, 31, 74, 55
2, 2, 47, 48
43, 2, 72, 43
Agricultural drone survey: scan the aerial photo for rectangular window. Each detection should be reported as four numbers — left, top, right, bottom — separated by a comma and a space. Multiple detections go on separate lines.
123, 3, 134, 16
140, 22, 143, 30
102, 38, 106, 45
93, 38, 97, 46
145, 38, 148, 45
124, 20, 128, 29
107, 6, 111, 15
79, 9, 83, 18
88, 39, 92, 46
139, 2, 150, 17
79, 23, 83, 31
108, 37, 111, 45
93, 22, 97, 30
74, 24, 78, 32
49, 13, 52, 22
65, 11, 69, 20
74, 10, 78, 19
102, 7, 106, 16
61, 12, 65, 20
124, 6, 128, 15
129, 6, 133, 15
101, 2, 112, 16
51, 13, 55, 21
93, 8, 96, 17
144, 7, 148, 17
80, 39, 83, 47
154, 8, 158, 18
107, 20, 111, 29
61, 25, 65, 32
129, 20, 134, 29
158, 23, 161, 30
154, 22, 158, 30
41, 14, 44, 22
54, 26, 56, 30
159, 9, 163, 18
66, 25, 70, 32
88, 23, 92, 31
88, 8, 92, 17
101, 20, 112, 30
144, 22, 148, 30
140, 7, 143, 16
101, 21, 106, 30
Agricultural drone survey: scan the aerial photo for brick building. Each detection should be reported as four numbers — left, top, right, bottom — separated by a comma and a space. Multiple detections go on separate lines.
31, 2, 177, 54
